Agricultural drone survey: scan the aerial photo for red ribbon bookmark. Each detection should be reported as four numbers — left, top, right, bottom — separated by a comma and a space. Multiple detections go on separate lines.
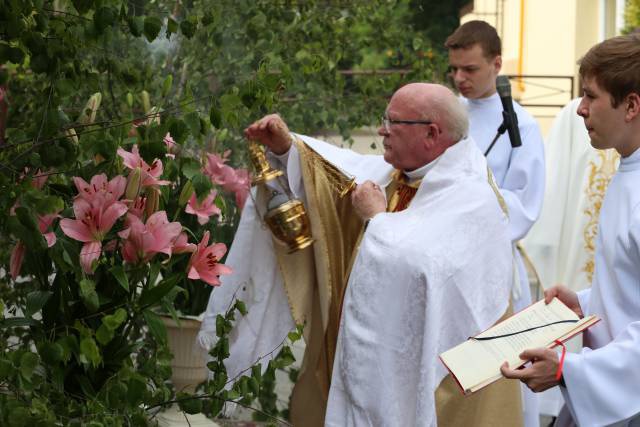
554, 339, 567, 381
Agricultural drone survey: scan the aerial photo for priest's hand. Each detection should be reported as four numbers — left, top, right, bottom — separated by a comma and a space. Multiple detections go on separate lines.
244, 114, 292, 155
500, 348, 560, 392
351, 181, 386, 221
544, 285, 584, 318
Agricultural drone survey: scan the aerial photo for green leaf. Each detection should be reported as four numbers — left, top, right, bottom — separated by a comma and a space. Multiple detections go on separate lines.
251, 364, 262, 381
162, 74, 173, 97
7, 46, 25, 64
177, 392, 202, 414
0, 358, 12, 379
139, 274, 180, 308
184, 111, 201, 135
94, 6, 117, 33
168, 118, 189, 144
8, 406, 30, 426
180, 19, 197, 39
79, 278, 100, 312
38, 342, 64, 364
20, 352, 39, 380
142, 310, 166, 344
80, 337, 101, 368
275, 345, 295, 368
0, 317, 40, 328
181, 159, 201, 180
144, 16, 163, 42
109, 266, 129, 292
71, 0, 92, 14
209, 105, 221, 128
235, 300, 247, 316
127, 375, 147, 405
15, 206, 39, 232
249, 377, 259, 395
191, 173, 213, 200
166, 17, 179, 36
96, 324, 114, 346
215, 314, 225, 338
127, 16, 144, 37
103, 308, 127, 330
25, 291, 52, 318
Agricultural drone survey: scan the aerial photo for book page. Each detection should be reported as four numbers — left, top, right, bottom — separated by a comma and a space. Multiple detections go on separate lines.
440, 298, 595, 393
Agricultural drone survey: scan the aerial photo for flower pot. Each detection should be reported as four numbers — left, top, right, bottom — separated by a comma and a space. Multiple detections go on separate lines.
157, 315, 219, 427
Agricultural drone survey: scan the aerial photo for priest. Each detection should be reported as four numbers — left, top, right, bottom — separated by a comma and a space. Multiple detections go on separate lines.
501, 34, 640, 426
199, 83, 522, 426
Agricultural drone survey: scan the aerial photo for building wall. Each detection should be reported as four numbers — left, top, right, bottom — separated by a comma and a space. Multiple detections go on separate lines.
460, 0, 625, 136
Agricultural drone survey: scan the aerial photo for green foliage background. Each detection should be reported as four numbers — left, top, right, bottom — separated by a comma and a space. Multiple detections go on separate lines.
0, 0, 454, 424
624, 0, 640, 33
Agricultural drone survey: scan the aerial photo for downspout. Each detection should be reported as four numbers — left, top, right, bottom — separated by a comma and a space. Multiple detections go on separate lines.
518, 0, 526, 93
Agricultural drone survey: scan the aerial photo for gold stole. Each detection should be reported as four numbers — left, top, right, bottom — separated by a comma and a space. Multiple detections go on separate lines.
269, 139, 365, 426
386, 169, 421, 212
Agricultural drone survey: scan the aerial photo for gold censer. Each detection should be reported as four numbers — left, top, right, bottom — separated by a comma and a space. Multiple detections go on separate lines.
248, 142, 314, 253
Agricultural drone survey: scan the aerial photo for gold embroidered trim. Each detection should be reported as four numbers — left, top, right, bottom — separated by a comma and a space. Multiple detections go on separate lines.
487, 166, 509, 217
582, 149, 619, 282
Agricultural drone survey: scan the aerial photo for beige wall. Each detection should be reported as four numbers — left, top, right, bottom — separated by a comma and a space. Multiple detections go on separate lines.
461, 0, 625, 136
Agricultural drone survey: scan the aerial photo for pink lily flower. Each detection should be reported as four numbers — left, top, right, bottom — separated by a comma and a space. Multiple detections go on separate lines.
187, 231, 232, 286
228, 169, 250, 210
32, 169, 49, 190
117, 144, 170, 187
128, 195, 147, 219
9, 242, 25, 280
163, 133, 177, 159
185, 191, 221, 225
73, 174, 126, 207
118, 211, 182, 263
10, 211, 60, 279
203, 153, 239, 188
172, 232, 196, 254
60, 197, 128, 273
203, 153, 251, 210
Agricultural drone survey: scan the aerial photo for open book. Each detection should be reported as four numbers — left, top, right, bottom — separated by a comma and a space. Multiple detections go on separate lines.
439, 298, 600, 395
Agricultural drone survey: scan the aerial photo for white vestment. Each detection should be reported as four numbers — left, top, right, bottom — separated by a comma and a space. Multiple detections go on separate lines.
523, 98, 619, 417
463, 92, 545, 427
199, 135, 513, 426
323, 137, 513, 426
557, 147, 640, 427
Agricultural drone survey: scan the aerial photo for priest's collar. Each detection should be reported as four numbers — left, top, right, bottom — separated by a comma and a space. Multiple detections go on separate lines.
619, 145, 640, 170
401, 155, 440, 183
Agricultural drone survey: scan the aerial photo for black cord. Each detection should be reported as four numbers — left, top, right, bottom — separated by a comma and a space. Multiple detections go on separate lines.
470, 319, 579, 341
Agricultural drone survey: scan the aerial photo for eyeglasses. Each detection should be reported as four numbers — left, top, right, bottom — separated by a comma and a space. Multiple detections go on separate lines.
381, 116, 432, 133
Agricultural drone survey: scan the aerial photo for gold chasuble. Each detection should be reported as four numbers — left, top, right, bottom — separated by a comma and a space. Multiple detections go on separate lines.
269, 139, 521, 426
265, 138, 365, 426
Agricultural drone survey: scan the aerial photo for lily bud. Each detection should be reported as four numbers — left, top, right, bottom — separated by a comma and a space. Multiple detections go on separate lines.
78, 93, 102, 125
141, 90, 151, 114
178, 180, 194, 207
125, 167, 142, 201
145, 187, 160, 217
65, 128, 78, 144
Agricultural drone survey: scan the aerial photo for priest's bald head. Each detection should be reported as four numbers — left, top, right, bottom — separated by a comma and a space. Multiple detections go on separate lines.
378, 83, 469, 171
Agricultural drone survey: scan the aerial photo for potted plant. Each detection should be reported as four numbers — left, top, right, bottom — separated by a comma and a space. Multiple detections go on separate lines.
0, 93, 253, 424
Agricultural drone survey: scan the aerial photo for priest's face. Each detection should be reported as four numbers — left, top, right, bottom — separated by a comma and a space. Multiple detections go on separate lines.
448, 44, 501, 99
577, 77, 636, 156
378, 97, 431, 171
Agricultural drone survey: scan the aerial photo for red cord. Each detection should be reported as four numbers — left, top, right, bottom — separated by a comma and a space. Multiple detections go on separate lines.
554, 339, 567, 381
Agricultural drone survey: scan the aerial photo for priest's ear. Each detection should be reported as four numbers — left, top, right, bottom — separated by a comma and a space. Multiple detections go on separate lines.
423, 123, 442, 149
625, 92, 640, 121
